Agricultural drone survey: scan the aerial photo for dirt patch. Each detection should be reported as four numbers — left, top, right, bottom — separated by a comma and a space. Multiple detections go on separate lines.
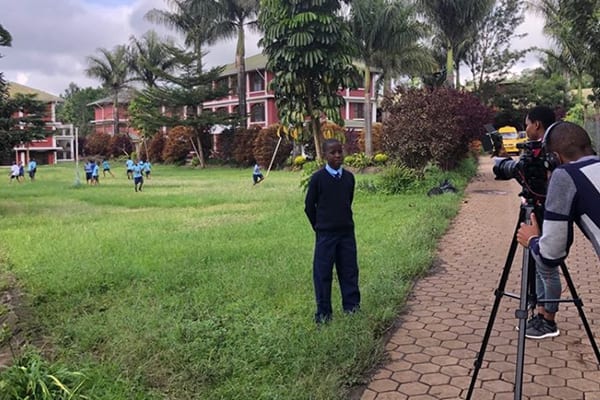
0, 273, 28, 367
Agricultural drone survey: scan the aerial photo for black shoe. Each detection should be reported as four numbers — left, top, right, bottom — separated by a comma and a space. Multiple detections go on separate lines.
525, 318, 560, 339
516, 313, 543, 331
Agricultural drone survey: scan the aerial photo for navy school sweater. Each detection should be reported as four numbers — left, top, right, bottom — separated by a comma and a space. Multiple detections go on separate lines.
304, 168, 355, 232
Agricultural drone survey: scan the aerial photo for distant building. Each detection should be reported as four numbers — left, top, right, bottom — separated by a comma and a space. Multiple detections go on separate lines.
87, 89, 139, 142
86, 54, 379, 157
204, 53, 379, 129
8, 82, 75, 165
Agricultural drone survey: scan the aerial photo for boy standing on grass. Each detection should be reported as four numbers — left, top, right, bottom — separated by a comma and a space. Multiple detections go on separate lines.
28, 158, 37, 181
304, 139, 361, 324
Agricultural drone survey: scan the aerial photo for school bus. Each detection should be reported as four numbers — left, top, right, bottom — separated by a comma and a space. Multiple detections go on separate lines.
498, 125, 527, 155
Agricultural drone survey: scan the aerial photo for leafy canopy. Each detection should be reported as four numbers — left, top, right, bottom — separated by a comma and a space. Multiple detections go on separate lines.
258, 0, 357, 159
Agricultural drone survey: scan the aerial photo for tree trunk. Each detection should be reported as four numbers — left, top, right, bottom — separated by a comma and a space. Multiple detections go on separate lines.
236, 24, 247, 124
113, 90, 120, 135
312, 118, 322, 161
363, 68, 373, 157
446, 46, 455, 88
195, 135, 206, 168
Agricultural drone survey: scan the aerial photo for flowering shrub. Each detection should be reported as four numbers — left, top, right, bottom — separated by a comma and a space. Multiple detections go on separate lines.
373, 153, 388, 165
253, 124, 293, 169
293, 155, 306, 167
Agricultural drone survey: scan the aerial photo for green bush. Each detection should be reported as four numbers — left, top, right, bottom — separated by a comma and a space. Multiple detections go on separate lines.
0, 349, 89, 400
377, 162, 418, 194
344, 152, 372, 170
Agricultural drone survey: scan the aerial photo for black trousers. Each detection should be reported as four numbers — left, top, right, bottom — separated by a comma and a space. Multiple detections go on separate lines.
313, 231, 360, 321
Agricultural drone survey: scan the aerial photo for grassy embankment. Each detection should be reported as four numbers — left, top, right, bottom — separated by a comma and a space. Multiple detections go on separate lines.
0, 160, 474, 399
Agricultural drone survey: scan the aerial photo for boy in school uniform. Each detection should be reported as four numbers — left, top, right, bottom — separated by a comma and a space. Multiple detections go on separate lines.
252, 163, 264, 185
304, 139, 361, 324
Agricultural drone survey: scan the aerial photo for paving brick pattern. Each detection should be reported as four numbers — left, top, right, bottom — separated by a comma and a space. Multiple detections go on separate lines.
360, 157, 600, 399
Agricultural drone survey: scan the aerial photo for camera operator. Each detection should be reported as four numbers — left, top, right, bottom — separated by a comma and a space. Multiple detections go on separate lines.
517, 122, 600, 338
520, 106, 558, 339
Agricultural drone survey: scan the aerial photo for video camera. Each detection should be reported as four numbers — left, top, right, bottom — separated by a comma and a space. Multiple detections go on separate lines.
492, 141, 548, 206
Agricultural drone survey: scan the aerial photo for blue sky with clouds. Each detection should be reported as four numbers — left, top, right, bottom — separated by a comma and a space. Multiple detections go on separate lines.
0, 0, 546, 96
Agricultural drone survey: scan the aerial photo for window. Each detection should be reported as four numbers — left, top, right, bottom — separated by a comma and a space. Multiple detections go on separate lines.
251, 71, 265, 92
250, 103, 265, 122
352, 102, 364, 119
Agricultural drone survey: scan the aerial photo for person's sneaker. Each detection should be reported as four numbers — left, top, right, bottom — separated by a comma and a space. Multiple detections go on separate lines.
525, 318, 560, 339
516, 313, 543, 331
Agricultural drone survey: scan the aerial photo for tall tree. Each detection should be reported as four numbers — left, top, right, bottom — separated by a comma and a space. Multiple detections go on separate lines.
347, 0, 430, 156
0, 23, 12, 103
211, 0, 260, 122
417, 0, 494, 87
85, 46, 133, 135
463, 0, 529, 101
0, 93, 48, 159
129, 45, 236, 168
145, 0, 219, 74
259, 0, 357, 160
129, 30, 176, 88
56, 83, 106, 136
565, 0, 600, 103
534, 0, 592, 104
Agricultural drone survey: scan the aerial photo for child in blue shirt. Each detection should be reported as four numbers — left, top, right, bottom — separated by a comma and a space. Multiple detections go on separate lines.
132, 160, 144, 192
253, 163, 264, 185
126, 157, 134, 180
102, 159, 115, 177
91, 161, 100, 185
28, 158, 37, 181
143, 160, 152, 179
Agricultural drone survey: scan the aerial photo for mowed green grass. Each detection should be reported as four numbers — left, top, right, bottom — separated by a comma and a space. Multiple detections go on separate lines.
0, 161, 473, 399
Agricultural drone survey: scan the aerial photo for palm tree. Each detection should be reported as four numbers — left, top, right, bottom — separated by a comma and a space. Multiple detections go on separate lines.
129, 30, 176, 88
0, 23, 11, 47
85, 45, 133, 135
417, 0, 494, 87
533, 0, 590, 104
348, 0, 431, 156
145, 0, 219, 75
211, 0, 260, 122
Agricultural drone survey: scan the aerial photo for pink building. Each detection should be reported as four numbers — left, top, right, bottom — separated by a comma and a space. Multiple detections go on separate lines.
204, 53, 379, 130
8, 82, 75, 165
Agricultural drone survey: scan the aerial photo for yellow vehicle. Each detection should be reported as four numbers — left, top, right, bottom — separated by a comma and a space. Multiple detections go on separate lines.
498, 125, 527, 155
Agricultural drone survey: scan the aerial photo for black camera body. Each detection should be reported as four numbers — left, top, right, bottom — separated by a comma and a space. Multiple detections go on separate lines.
492, 140, 548, 205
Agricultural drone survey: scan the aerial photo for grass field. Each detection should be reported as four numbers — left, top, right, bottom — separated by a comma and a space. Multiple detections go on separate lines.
0, 160, 475, 399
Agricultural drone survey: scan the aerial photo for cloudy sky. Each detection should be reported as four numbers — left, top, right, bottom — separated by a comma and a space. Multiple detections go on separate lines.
0, 0, 548, 96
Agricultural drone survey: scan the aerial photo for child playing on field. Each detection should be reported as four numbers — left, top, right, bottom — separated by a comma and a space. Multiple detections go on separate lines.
252, 163, 264, 185
304, 139, 361, 324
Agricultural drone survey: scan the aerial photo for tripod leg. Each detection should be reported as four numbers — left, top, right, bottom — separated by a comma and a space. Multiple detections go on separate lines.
560, 262, 600, 365
466, 214, 523, 399
514, 246, 533, 400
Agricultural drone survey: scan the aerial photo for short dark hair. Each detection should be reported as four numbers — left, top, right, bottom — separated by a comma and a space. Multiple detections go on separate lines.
527, 106, 556, 130
322, 138, 341, 153
547, 121, 593, 159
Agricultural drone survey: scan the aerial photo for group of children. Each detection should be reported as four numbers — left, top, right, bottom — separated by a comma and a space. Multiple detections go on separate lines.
82, 157, 151, 192
8, 159, 37, 183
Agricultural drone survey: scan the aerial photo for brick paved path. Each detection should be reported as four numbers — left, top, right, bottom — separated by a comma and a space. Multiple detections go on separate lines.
360, 156, 600, 400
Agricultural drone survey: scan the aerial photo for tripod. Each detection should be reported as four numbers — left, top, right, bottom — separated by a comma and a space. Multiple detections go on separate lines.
466, 204, 600, 399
